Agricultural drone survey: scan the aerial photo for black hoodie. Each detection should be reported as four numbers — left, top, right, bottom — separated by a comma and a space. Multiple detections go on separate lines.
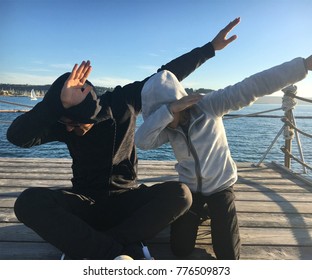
7, 42, 215, 197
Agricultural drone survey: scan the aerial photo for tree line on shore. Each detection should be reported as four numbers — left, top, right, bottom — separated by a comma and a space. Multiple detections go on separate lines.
0, 83, 213, 97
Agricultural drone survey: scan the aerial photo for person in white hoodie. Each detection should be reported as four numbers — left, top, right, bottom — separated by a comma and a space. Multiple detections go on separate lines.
135, 55, 312, 259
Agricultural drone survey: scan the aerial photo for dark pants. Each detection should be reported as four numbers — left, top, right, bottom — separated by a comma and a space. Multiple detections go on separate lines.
170, 186, 241, 260
14, 181, 192, 259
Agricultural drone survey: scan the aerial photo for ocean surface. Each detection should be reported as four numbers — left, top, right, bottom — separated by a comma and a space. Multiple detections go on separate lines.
1, 96, 312, 174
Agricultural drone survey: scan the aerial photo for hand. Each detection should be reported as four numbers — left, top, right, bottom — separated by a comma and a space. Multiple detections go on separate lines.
169, 94, 203, 114
211, 17, 240, 51
305, 55, 312, 71
61, 60, 93, 109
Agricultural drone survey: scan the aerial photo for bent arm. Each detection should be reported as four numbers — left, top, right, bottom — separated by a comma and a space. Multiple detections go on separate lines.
6, 101, 61, 148
6, 73, 70, 147
135, 105, 172, 150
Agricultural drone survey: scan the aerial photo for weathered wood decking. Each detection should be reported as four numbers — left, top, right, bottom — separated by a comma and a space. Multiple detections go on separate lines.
0, 157, 312, 260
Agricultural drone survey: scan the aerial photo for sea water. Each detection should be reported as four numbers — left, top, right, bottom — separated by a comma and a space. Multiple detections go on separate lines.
1, 96, 312, 173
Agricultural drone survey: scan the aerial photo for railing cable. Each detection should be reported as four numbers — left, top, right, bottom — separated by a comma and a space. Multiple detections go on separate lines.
282, 117, 312, 139
223, 107, 282, 119
289, 93, 312, 104
0, 99, 33, 108
281, 146, 312, 171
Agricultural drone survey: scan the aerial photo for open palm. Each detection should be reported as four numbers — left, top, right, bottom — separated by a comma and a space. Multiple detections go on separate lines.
61, 60, 93, 109
170, 94, 203, 113
211, 17, 240, 51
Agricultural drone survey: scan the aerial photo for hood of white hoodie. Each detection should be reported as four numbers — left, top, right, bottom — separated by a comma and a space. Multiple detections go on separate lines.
141, 70, 188, 120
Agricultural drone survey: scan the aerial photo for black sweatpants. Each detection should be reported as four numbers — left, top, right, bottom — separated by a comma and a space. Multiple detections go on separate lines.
14, 181, 192, 259
170, 186, 241, 260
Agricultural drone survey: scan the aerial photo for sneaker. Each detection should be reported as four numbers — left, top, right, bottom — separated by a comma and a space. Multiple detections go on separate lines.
117, 242, 154, 260
114, 255, 134, 260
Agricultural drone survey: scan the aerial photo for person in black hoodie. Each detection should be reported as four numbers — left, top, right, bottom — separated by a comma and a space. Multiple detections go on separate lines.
7, 18, 240, 260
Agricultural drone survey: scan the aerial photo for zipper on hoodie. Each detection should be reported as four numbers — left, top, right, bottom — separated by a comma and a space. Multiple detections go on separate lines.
174, 114, 204, 193
188, 115, 204, 193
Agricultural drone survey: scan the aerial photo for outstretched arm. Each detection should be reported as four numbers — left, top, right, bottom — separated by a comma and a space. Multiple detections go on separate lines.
200, 57, 309, 117
158, 17, 240, 81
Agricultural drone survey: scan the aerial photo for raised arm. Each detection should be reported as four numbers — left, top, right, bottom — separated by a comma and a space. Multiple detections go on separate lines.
199, 57, 309, 117
7, 61, 100, 147
158, 18, 240, 81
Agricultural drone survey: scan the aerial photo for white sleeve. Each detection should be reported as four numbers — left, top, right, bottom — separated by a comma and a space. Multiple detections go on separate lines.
135, 104, 173, 150
199, 57, 307, 117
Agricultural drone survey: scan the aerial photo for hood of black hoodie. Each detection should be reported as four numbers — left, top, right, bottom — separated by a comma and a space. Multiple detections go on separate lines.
43, 72, 112, 124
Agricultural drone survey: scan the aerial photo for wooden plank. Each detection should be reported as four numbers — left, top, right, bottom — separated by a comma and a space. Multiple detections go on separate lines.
1, 240, 311, 260
154, 226, 312, 247
237, 212, 312, 228
236, 201, 312, 214
2, 207, 312, 228
2, 196, 312, 213
0, 186, 70, 195
0, 180, 71, 188
2, 187, 312, 203
234, 191, 312, 202
148, 243, 312, 260
238, 245, 312, 260
0, 208, 18, 222
1, 221, 311, 249
0, 223, 43, 242
240, 227, 312, 246
234, 184, 311, 193
0, 242, 61, 260
0, 180, 309, 193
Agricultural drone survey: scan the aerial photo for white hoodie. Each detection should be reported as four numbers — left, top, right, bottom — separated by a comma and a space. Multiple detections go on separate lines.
135, 58, 307, 195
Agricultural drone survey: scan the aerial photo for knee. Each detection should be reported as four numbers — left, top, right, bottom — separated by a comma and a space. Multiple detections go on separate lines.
14, 187, 50, 223
166, 181, 193, 212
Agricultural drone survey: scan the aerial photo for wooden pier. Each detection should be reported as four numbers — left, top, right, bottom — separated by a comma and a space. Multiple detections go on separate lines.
0, 157, 312, 260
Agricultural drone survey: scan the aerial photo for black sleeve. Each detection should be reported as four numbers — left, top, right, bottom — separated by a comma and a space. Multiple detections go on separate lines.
157, 42, 215, 81
106, 42, 216, 115
6, 101, 63, 148
6, 74, 69, 147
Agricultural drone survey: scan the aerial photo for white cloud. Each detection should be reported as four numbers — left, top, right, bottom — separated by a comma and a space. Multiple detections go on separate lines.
136, 65, 157, 73
16, 67, 51, 72
91, 76, 133, 88
50, 64, 73, 70
0, 72, 56, 85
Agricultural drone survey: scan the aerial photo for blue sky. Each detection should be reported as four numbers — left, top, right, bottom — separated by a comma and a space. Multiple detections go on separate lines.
1, 0, 312, 97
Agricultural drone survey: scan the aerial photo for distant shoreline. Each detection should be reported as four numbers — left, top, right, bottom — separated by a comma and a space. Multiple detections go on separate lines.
254, 95, 312, 105
1, 93, 311, 105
